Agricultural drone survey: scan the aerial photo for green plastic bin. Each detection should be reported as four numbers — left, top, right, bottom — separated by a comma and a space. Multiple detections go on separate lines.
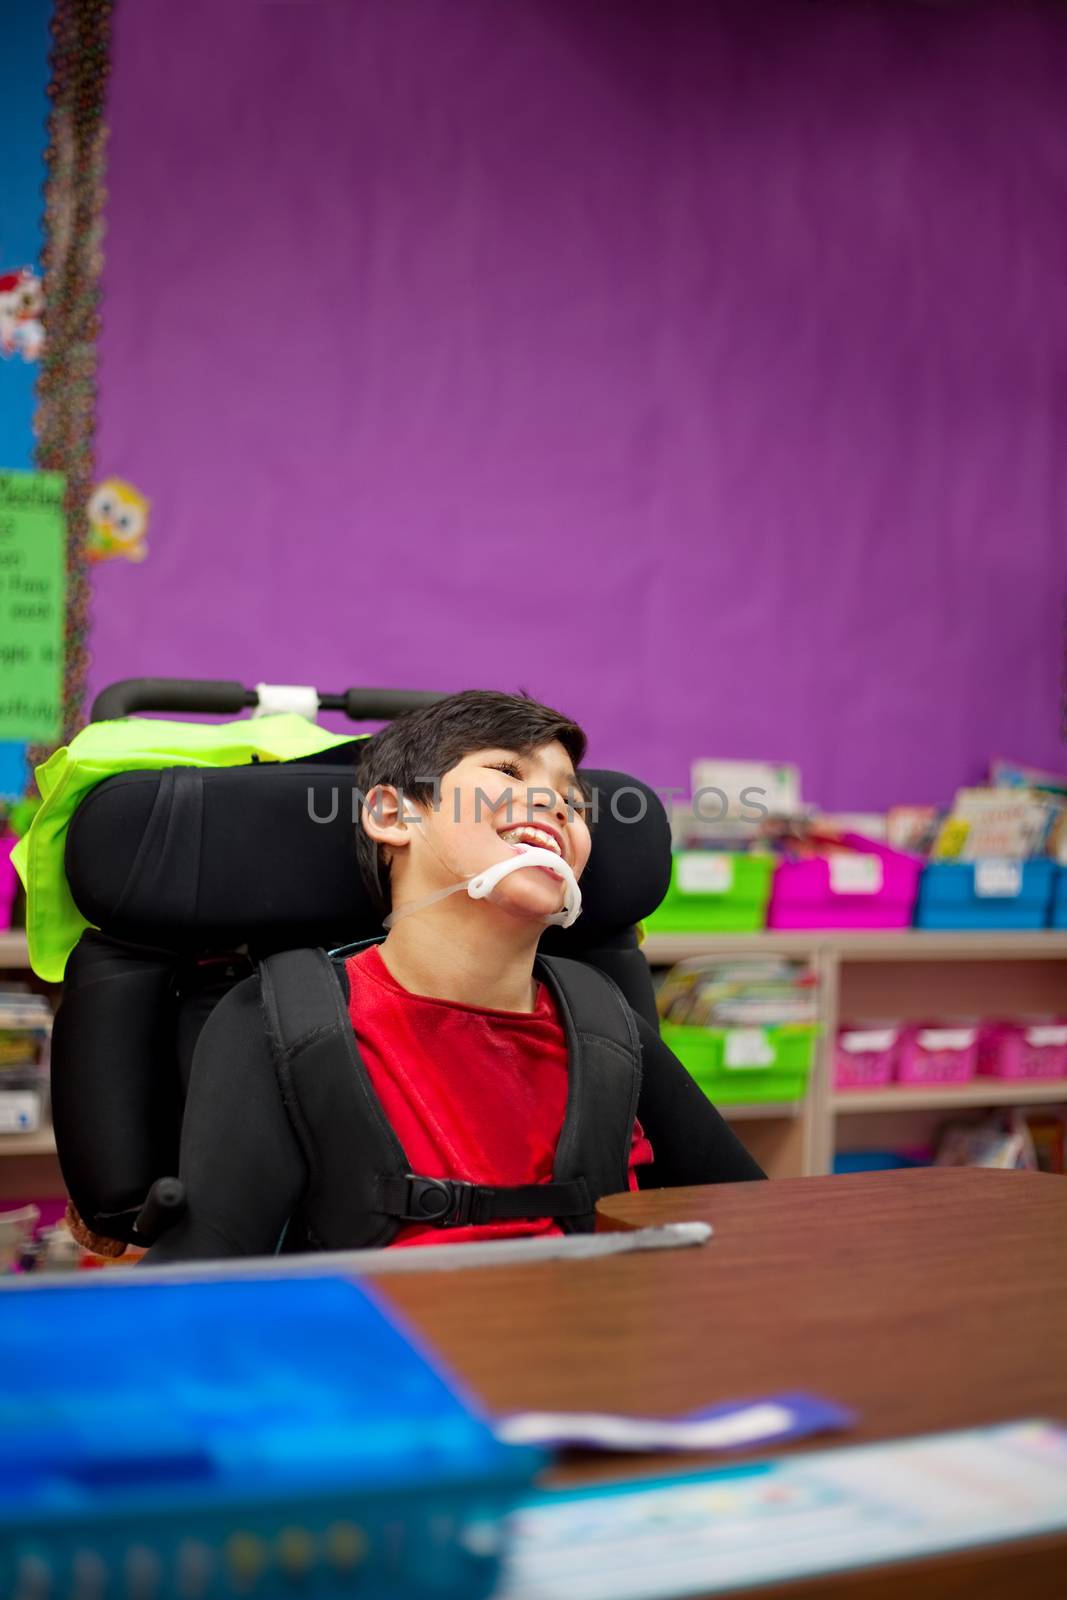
660, 1020, 818, 1104
645, 852, 774, 934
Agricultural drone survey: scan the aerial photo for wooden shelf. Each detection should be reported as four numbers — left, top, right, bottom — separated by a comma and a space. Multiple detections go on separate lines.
0, 1126, 56, 1156
833, 1080, 1067, 1114
719, 1102, 803, 1121
643, 929, 1067, 964
0, 931, 30, 968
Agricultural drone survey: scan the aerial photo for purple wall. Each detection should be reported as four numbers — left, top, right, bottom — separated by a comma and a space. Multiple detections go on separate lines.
93, 0, 1067, 809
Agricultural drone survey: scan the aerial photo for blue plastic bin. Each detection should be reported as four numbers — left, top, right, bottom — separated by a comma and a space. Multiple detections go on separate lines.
0, 1274, 541, 1599
832, 1152, 927, 1175
1052, 866, 1067, 930
915, 859, 1056, 930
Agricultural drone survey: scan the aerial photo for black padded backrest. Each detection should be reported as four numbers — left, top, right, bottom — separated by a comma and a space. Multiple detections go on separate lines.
67, 757, 381, 953
65, 758, 671, 960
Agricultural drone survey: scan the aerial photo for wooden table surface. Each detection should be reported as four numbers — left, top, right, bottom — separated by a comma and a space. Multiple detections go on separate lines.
380, 1168, 1067, 1599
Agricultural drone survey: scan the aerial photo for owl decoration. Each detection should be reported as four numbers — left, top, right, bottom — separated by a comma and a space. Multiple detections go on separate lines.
87, 479, 151, 564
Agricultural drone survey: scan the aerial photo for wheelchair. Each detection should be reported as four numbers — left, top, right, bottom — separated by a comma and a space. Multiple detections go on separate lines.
47, 678, 672, 1257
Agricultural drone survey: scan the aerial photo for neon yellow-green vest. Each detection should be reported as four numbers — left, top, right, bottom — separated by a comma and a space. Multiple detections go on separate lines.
13, 714, 358, 981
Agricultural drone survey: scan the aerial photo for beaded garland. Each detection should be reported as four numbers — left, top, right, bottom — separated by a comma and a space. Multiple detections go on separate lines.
29, 0, 113, 768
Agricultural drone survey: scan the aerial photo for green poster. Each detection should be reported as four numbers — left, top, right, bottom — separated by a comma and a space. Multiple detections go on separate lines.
0, 469, 66, 742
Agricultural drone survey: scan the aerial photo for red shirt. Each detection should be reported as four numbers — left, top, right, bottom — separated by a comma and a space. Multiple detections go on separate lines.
346, 945, 653, 1247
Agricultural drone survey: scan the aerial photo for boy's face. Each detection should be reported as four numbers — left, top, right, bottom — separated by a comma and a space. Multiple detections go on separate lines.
406, 739, 592, 925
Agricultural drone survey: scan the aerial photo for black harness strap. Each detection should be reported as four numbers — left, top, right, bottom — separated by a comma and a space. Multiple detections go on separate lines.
539, 954, 643, 1231
258, 945, 641, 1249
259, 946, 408, 1249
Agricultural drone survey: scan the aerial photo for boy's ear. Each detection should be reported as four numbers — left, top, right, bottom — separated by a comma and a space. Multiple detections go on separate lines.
361, 784, 415, 853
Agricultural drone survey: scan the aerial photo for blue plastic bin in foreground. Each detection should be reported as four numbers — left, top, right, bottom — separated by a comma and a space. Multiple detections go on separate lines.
0, 1274, 541, 1598
915, 860, 1056, 931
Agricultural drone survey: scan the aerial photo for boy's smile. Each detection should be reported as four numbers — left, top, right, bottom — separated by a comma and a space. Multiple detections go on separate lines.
496, 822, 567, 876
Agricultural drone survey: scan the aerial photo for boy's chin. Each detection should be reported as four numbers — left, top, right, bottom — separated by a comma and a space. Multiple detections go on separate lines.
483, 877, 566, 926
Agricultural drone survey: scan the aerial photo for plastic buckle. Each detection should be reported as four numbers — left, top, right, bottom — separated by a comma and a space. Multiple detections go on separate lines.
404, 1175, 476, 1228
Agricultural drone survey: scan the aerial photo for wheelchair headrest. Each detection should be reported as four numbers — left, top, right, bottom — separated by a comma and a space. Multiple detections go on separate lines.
65, 755, 670, 955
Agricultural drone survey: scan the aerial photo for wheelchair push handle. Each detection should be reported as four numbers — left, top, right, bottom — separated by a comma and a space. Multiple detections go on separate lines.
91, 678, 444, 724
337, 687, 443, 720
91, 678, 255, 721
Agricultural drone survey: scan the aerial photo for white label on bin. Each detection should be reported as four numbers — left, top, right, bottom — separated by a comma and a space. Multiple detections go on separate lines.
916, 1028, 977, 1050
724, 1028, 775, 1070
974, 859, 1023, 898
840, 1029, 897, 1053
828, 855, 883, 895
677, 853, 734, 895
1024, 1025, 1067, 1047
0, 1091, 41, 1134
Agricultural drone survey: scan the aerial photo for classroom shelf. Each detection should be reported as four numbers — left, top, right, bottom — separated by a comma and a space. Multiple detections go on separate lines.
0, 934, 60, 1197
832, 1080, 1067, 1114
642, 930, 1067, 964
643, 927, 1067, 1178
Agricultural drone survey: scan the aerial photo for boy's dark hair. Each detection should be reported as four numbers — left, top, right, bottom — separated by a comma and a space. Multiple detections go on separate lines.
354, 688, 588, 916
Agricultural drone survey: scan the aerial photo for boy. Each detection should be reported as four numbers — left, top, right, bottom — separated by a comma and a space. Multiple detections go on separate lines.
145, 690, 761, 1262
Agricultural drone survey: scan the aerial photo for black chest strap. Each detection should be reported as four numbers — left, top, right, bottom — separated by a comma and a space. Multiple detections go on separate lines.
378, 1174, 591, 1229
258, 945, 641, 1250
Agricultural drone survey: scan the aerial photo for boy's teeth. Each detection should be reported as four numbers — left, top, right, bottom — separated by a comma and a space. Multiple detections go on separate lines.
500, 826, 561, 855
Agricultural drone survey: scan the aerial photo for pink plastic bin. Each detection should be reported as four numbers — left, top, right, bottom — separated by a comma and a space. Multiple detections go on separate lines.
897, 1024, 979, 1085
768, 833, 922, 931
835, 1025, 900, 1089
978, 1020, 1067, 1081
0, 836, 17, 933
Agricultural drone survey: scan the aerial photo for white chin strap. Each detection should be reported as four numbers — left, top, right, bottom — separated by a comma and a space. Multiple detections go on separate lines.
467, 846, 582, 926
383, 845, 582, 930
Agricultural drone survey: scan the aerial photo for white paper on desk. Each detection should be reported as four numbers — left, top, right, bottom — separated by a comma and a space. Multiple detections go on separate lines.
495, 1392, 853, 1453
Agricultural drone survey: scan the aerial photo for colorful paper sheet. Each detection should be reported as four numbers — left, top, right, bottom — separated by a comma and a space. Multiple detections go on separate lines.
0, 470, 66, 742
499, 1421, 1067, 1599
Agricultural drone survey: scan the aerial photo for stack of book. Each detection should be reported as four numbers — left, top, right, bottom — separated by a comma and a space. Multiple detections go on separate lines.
0, 989, 52, 1135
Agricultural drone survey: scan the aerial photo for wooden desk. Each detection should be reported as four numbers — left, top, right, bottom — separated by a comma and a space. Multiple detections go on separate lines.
381, 1169, 1067, 1599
